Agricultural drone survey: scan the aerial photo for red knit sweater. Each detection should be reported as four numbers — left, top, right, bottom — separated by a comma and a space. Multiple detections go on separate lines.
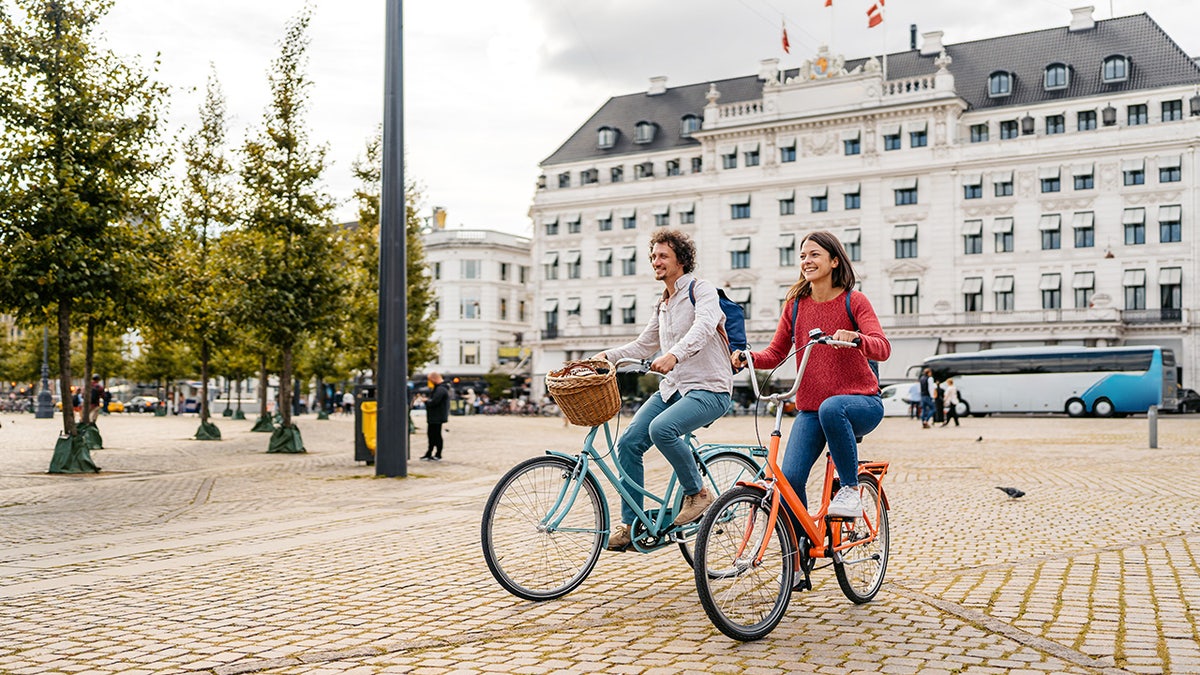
751, 290, 891, 412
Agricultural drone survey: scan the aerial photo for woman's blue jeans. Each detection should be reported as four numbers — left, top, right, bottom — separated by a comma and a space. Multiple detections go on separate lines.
616, 389, 731, 525
783, 394, 883, 508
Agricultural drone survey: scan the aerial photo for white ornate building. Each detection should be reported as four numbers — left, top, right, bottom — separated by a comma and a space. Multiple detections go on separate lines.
528, 7, 1200, 397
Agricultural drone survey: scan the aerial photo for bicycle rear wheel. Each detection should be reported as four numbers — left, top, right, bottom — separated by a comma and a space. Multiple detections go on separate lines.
693, 486, 793, 641
678, 451, 761, 565
481, 456, 606, 600
833, 474, 889, 604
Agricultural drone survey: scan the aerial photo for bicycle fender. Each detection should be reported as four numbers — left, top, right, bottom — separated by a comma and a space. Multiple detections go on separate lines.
542, 450, 613, 515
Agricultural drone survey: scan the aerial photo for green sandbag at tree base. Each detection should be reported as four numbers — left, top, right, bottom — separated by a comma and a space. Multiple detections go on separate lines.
233, 409, 246, 420
250, 414, 275, 432
195, 422, 222, 441
316, 410, 329, 420
48, 434, 100, 474
77, 422, 103, 450
267, 425, 305, 453
154, 406, 167, 417
222, 408, 233, 417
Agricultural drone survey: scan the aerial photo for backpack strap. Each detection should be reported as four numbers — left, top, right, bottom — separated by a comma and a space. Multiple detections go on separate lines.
844, 289, 860, 332
685, 278, 729, 347
791, 297, 800, 347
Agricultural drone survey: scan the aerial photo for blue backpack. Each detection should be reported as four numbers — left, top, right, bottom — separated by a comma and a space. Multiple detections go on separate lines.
686, 280, 748, 370
791, 289, 880, 386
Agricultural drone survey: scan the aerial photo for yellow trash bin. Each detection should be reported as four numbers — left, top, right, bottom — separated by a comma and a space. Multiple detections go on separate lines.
360, 401, 378, 454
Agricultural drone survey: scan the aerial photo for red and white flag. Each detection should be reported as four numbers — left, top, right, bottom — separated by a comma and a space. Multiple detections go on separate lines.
782, 20, 791, 53
825, 0, 833, 6
867, 0, 884, 28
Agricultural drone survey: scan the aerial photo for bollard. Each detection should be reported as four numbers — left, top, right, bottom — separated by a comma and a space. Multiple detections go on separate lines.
1148, 405, 1158, 449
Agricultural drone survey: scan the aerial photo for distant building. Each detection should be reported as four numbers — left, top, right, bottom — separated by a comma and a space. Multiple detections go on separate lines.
530, 7, 1200, 397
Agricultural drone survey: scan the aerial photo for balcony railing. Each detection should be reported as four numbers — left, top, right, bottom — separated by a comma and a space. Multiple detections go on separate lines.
1122, 308, 1183, 324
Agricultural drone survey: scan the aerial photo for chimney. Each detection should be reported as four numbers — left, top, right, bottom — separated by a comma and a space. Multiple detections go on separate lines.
920, 31, 944, 56
909, 24, 917, 50
1068, 6, 1095, 32
648, 76, 668, 95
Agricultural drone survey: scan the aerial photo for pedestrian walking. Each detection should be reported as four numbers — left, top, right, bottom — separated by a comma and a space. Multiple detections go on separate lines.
941, 378, 961, 427
421, 372, 451, 461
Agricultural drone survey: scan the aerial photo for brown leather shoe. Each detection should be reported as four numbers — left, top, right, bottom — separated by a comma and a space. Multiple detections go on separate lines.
607, 524, 631, 551
673, 488, 714, 526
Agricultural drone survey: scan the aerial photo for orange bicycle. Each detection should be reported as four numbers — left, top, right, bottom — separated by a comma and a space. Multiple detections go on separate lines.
692, 328, 890, 641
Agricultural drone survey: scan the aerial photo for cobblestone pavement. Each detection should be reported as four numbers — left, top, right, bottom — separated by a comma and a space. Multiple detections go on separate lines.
0, 409, 1197, 674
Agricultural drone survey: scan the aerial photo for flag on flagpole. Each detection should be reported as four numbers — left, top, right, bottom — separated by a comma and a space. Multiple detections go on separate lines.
867, 0, 884, 28
825, 0, 832, 6
782, 20, 791, 53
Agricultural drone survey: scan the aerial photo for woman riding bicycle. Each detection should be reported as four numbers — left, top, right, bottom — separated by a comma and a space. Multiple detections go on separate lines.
735, 230, 890, 518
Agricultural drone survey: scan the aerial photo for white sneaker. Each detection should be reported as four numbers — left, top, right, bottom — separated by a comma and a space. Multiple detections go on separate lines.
827, 486, 862, 518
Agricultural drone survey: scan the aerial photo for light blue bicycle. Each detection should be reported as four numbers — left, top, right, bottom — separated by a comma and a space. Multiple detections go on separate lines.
481, 359, 765, 601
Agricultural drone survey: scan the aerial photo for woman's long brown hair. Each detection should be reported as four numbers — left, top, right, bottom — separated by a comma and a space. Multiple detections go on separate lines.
783, 230, 858, 304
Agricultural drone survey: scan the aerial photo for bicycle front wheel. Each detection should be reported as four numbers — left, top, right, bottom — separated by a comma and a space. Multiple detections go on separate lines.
481, 456, 606, 601
678, 451, 761, 566
693, 486, 793, 641
833, 474, 889, 604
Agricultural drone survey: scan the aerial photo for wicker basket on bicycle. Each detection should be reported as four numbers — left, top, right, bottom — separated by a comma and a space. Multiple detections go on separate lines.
545, 359, 621, 427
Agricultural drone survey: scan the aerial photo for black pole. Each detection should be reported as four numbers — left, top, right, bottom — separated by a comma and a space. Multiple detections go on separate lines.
35, 325, 53, 419
376, 0, 407, 477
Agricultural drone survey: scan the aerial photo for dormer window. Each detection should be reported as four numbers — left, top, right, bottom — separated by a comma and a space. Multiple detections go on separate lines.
988, 71, 1013, 98
634, 121, 657, 144
1102, 55, 1129, 83
680, 114, 701, 136
597, 126, 618, 149
1044, 63, 1069, 90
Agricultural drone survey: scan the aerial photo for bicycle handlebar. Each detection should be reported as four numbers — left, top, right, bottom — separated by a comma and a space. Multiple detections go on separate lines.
738, 330, 860, 402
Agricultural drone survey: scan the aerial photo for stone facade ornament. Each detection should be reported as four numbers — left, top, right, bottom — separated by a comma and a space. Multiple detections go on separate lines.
705, 83, 721, 107
935, 50, 953, 72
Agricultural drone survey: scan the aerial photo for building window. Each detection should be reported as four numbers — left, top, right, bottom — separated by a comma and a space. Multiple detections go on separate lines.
994, 218, 1014, 253
1040, 214, 1062, 250
567, 219, 581, 234
542, 253, 559, 280
892, 224, 918, 259
1073, 272, 1094, 309
894, 187, 918, 206
679, 209, 695, 225
596, 249, 612, 277
969, 124, 989, 143
565, 251, 581, 279
779, 197, 795, 216
744, 148, 760, 167
519, 266, 529, 284
1102, 55, 1129, 83
581, 169, 598, 185
461, 259, 482, 279
842, 229, 861, 262
994, 177, 1014, 197
781, 144, 797, 162
499, 262, 509, 281
844, 191, 861, 210
722, 152, 738, 169
433, 261, 441, 280
597, 127, 617, 149
1076, 110, 1096, 131
598, 215, 613, 231
634, 121, 656, 144
810, 195, 828, 213
1124, 166, 1145, 186
994, 276, 1014, 311
557, 173, 570, 188
518, 299, 527, 322
988, 71, 1012, 97
962, 220, 983, 255
620, 297, 637, 324
1160, 160, 1181, 183
728, 237, 751, 269
730, 201, 751, 220
622, 214, 637, 230
544, 307, 558, 335
1159, 205, 1182, 243
1162, 100, 1183, 122
883, 132, 901, 151
460, 295, 480, 320
460, 341, 480, 365
999, 120, 1019, 139
1074, 171, 1094, 190
544, 219, 559, 236
1045, 114, 1065, 134
964, 182, 982, 199
634, 161, 653, 179
654, 212, 669, 226
597, 298, 612, 325
1040, 176, 1061, 193
620, 246, 637, 276
893, 279, 919, 315
1040, 274, 1062, 310
1044, 63, 1068, 90
1123, 208, 1146, 245
844, 137, 861, 155
1123, 269, 1146, 310
1161, 268, 1182, 310
680, 114, 701, 136
962, 277, 983, 312
778, 234, 796, 267
610, 166, 623, 183
691, 157, 703, 173
1127, 104, 1148, 126
565, 298, 581, 318
1073, 212, 1095, 248
499, 297, 508, 320
665, 160, 681, 177
909, 129, 927, 148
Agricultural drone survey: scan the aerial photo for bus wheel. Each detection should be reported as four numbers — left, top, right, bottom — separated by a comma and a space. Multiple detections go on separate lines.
957, 400, 971, 417
1065, 398, 1087, 418
1092, 398, 1115, 418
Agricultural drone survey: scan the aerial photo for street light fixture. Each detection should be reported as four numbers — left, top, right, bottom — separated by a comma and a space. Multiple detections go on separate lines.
35, 326, 53, 418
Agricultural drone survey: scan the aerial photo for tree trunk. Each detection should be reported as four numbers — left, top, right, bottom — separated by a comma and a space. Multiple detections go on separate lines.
199, 341, 210, 424
258, 353, 269, 416
280, 346, 293, 427
57, 301, 76, 436
316, 374, 325, 413
81, 319, 95, 424
236, 379, 243, 411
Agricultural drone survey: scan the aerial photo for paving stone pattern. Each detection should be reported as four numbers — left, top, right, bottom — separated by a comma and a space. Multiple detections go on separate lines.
0, 410, 1197, 674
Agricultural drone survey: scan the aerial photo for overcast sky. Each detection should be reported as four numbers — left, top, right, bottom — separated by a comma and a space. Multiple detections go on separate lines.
97, 0, 1200, 234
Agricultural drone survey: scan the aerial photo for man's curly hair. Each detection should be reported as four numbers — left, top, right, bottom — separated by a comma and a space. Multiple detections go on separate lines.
648, 229, 697, 274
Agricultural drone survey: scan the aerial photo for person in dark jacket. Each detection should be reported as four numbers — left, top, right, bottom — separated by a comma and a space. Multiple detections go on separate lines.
421, 372, 451, 461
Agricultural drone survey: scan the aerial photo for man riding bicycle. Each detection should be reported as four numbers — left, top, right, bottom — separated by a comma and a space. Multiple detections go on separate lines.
594, 229, 732, 551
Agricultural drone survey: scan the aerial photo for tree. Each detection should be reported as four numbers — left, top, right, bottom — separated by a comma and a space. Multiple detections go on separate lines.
0, 0, 165, 470
235, 8, 344, 452
349, 131, 438, 378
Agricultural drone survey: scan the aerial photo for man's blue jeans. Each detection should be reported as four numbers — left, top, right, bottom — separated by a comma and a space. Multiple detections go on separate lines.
616, 389, 731, 525
783, 394, 883, 508
920, 395, 935, 423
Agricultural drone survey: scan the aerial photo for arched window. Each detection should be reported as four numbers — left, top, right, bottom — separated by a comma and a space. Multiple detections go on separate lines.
680, 114, 701, 136
988, 71, 1012, 98
597, 127, 618, 149
1102, 55, 1129, 83
634, 121, 657, 144
1044, 63, 1068, 90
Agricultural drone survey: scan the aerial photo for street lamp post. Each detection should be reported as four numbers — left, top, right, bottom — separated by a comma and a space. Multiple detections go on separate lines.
35, 326, 53, 419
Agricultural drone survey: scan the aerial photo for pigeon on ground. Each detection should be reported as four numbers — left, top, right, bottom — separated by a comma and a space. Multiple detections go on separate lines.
976, 436, 983, 442
996, 486, 1025, 499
